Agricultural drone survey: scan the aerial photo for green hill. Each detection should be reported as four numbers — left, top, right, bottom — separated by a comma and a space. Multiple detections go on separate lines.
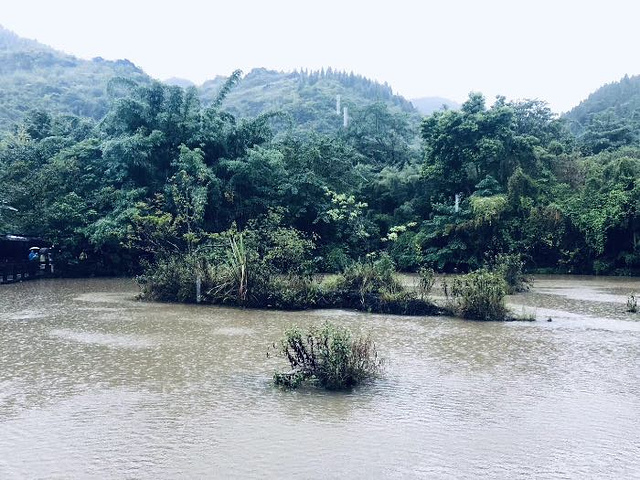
0, 25, 150, 132
564, 74, 640, 153
199, 68, 422, 134
0, 27, 425, 137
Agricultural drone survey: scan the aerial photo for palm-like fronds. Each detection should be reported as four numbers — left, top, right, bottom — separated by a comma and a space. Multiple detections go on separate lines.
210, 69, 243, 110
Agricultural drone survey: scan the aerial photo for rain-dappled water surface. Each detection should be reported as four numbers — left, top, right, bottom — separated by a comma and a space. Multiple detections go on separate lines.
1, 276, 640, 478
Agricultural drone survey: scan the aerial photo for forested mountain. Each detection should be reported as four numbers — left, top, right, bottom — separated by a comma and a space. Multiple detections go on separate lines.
565, 74, 640, 154
0, 25, 421, 138
411, 97, 460, 115
0, 26, 150, 132
198, 68, 421, 134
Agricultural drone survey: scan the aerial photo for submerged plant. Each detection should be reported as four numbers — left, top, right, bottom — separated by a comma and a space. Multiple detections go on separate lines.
627, 293, 638, 313
270, 322, 384, 390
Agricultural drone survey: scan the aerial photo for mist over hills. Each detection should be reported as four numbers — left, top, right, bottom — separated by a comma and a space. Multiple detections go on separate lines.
411, 97, 461, 115
197, 67, 425, 134
164, 77, 196, 89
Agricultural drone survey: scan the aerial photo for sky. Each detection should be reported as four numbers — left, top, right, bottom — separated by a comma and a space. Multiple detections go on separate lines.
2, 0, 639, 113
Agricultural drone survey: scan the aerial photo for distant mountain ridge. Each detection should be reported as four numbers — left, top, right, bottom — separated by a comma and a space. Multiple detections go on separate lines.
164, 77, 196, 89
5, 25, 626, 140
565, 74, 640, 131
411, 97, 460, 115
0, 24, 426, 135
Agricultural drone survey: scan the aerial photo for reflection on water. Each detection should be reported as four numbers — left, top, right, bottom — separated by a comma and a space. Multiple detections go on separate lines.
1, 276, 640, 478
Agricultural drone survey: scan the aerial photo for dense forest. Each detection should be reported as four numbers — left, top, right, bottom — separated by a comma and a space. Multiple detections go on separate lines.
0, 27, 639, 279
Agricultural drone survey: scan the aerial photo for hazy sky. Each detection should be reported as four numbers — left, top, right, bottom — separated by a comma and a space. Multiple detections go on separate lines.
2, 0, 639, 112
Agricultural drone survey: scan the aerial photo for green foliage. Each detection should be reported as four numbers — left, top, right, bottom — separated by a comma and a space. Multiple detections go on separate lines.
137, 253, 203, 303
417, 266, 436, 300
316, 255, 442, 315
444, 270, 509, 321
271, 322, 384, 390
140, 220, 318, 308
140, 240, 441, 315
2, 25, 639, 280
487, 253, 532, 294
421, 94, 563, 196
0, 26, 149, 133
265, 274, 321, 310
337, 254, 402, 304
469, 195, 507, 226
565, 74, 640, 153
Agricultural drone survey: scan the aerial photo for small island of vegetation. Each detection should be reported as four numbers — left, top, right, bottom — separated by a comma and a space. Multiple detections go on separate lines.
269, 321, 384, 390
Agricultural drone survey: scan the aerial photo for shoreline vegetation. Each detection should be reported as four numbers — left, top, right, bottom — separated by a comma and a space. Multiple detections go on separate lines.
137, 231, 532, 322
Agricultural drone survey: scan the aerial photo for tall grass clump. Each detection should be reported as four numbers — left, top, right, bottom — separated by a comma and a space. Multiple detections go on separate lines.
444, 270, 509, 321
340, 253, 403, 306
417, 266, 436, 300
206, 233, 270, 306
270, 322, 384, 390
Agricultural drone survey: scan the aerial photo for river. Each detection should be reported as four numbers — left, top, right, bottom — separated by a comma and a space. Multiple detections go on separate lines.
1, 276, 639, 478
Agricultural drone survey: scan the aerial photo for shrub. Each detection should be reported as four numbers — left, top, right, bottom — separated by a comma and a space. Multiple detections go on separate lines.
139, 244, 442, 316
364, 289, 444, 315
488, 253, 532, 294
322, 246, 351, 273
271, 322, 384, 390
340, 254, 403, 303
445, 270, 509, 321
315, 255, 402, 308
417, 266, 436, 300
265, 274, 321, 310
137, 254, 203, 303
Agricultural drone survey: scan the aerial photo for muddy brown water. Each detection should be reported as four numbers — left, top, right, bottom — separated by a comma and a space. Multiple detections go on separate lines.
1, 276, 639, 478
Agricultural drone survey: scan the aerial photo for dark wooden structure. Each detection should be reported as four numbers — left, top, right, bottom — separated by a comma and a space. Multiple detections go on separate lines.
0, 235, 55, 284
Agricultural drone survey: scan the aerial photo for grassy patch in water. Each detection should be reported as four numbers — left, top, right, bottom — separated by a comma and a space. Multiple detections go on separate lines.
270, 322, 384, 390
